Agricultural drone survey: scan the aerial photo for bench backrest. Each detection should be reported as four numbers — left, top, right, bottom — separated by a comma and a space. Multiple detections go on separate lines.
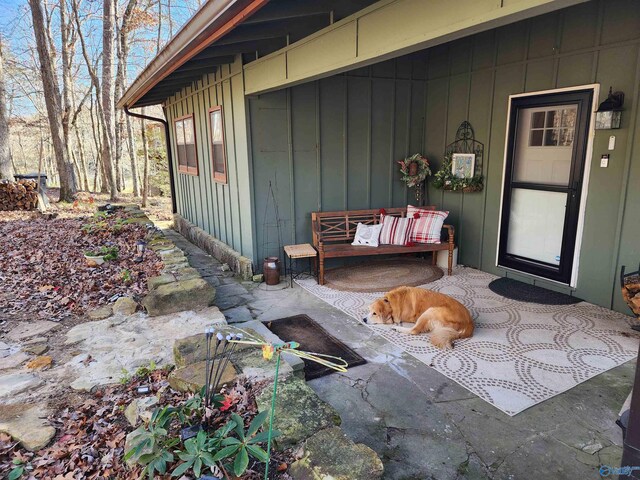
311, 206, 436, 245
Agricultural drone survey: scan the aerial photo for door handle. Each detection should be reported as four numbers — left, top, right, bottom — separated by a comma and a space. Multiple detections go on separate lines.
569, 181, 580, 198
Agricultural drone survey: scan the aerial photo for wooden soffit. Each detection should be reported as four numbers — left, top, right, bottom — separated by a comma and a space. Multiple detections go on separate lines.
244, 0, 590, 95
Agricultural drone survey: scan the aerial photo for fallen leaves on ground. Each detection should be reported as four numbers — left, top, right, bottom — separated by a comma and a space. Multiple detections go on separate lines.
0, 209, 163, 321
0, 370, 293, 480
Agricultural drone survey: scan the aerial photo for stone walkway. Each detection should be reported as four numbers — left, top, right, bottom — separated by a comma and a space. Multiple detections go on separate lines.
164, 229, 634, 480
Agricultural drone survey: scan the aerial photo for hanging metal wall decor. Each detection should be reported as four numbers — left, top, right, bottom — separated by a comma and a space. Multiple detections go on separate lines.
433, 121, 485, 193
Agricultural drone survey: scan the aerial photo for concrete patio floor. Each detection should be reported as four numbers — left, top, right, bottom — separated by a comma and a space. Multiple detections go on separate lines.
164, 229, 634, 480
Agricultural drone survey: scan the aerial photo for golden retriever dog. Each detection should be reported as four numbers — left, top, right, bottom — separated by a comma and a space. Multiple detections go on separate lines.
364, 286, 474, 349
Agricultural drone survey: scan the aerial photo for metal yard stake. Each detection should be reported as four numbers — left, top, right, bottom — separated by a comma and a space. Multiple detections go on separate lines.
227, 332, 349, 480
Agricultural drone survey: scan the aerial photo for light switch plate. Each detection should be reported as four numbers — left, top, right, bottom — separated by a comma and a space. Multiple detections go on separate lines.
608, 135, 616, 150
600, 154, 609, 168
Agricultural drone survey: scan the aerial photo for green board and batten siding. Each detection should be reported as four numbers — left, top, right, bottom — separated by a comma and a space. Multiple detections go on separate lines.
165, 58, 255, 260
247, 0, 640, 313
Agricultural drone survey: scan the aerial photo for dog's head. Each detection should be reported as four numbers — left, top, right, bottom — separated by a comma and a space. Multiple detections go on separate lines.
363, 297, 394, 324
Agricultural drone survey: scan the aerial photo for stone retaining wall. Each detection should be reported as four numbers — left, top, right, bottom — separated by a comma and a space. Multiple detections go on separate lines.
104, 204, 217, 317
173, 213, 253, 281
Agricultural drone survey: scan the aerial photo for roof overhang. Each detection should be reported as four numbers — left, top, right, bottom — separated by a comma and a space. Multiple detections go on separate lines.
118, 0, 267, 109
243, 0, 591, 95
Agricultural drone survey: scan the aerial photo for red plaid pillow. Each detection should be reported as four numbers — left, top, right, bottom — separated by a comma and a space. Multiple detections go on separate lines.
379, 214, 415, 246
407, 205, 448, 244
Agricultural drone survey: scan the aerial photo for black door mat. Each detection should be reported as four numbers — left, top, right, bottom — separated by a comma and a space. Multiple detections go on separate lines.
263, 315, 366, 380
488, 277, 582, 305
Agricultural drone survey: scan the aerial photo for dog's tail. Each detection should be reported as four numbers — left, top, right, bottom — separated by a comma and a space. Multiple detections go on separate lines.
430, 318, 473, 349
429, 326, 460, 350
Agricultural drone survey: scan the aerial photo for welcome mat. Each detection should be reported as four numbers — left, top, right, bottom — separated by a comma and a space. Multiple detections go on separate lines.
264, 315, 366, 380
296, 268, 639, 415
488, 277, 582, 305
324, 258, 443, 293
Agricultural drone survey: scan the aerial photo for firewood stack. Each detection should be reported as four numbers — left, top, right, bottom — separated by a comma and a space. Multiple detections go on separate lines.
0, 179, 39, 211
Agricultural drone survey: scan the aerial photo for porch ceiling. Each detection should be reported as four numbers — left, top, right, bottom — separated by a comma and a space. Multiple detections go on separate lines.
243, 0, 592, 95
121, 0, 379, 109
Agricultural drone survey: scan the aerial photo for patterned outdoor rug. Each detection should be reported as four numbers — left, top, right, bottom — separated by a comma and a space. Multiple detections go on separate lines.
323, 257, 443, 293
296, 268, 639, 416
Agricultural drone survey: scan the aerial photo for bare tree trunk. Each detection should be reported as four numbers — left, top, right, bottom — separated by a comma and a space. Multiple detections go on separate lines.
74, 126, 89, 190
114, 9, 123, 193
59, 0, 73, 171
92, 88, 108, 194
101, 0, 117, 200
156, 0, 162, 53
0, 37, 12, 180
72, 0, 115, 198
89, 91, 104, 193
125, 113, 140, 195
140, 112, 149, 208
69, 86, 91, 192
117, 0, 140, 196
71, 150, 82, 188
115, 109, 124, 191
28, 0, 76, 201
17, 131, 26, 171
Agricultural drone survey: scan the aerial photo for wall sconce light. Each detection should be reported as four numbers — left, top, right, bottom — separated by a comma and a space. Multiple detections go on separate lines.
595, 87, 624, 130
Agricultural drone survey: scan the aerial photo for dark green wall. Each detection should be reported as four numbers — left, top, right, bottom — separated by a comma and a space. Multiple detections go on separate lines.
248, 54, 429, 262
165, 59, 254, 260
248, 0, 640, 312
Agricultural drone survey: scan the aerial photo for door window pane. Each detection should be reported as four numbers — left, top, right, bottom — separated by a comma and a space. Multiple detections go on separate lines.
516, 105, 577, 185
561, 108, 576, 128
545, 110, 559, 128
544, 129, 559, 146
531, 111, 545, 128
506, 189, 567, 265
530, 129, 543, 146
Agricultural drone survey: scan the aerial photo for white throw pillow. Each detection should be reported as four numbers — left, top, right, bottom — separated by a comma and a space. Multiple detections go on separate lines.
351, 223, 382, 247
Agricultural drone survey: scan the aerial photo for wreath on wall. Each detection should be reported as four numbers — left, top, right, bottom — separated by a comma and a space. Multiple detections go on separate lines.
398, 154, 431, 188
432, 154, 484, 192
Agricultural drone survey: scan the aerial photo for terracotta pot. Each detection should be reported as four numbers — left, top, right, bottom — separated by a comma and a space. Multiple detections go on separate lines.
263, 257, 280, 285
409, 162, 419, 176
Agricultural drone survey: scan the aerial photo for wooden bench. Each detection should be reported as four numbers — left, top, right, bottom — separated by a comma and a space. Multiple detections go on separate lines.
311, 207, 455, 285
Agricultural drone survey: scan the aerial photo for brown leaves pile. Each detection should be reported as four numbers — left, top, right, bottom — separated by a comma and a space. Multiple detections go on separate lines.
0, 210, 163, 321
0, 370, 167, 479
0, 370, 292, 480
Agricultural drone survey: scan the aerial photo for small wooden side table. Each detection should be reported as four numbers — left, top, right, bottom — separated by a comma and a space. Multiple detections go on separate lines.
284, 243, 318, 288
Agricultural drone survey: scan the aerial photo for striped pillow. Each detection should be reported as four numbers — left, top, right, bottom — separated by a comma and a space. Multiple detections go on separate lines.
407, 205, 448, 244
379, 214, 415, 246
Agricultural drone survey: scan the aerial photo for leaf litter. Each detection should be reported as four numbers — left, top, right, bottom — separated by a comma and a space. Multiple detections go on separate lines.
0, 210, 163, 322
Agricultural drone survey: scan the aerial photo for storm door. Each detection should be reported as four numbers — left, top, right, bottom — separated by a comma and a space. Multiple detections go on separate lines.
498, 90, 593, 284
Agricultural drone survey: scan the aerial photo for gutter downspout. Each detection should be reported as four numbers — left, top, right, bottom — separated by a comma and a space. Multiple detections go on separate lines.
124, 106, 177, 214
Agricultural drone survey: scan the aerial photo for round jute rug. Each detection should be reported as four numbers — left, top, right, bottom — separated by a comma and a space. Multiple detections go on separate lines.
323, 257, 443, 293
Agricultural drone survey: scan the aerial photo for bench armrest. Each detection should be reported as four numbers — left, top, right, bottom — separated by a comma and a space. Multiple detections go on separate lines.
311, 213, 320, 247
442, 224, 455, 244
